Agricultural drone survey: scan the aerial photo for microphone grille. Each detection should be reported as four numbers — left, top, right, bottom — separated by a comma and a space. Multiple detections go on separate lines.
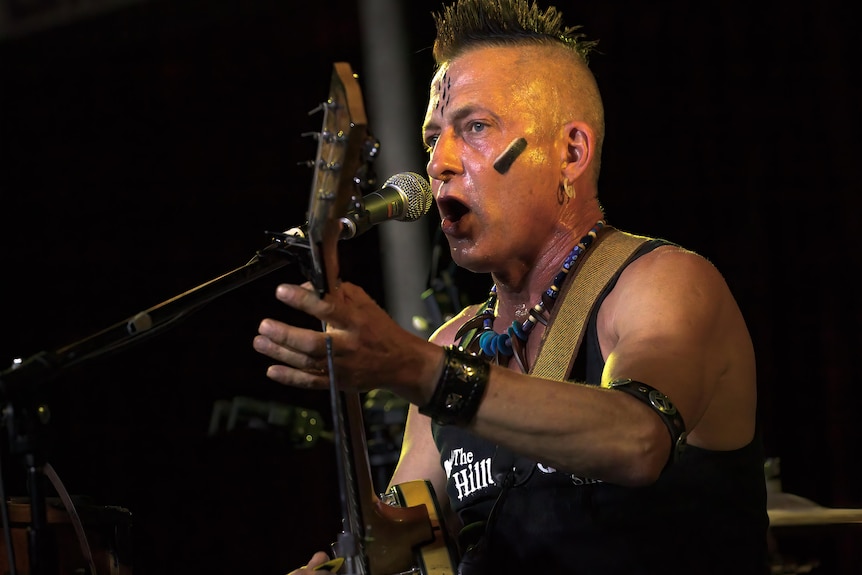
384, 172, 434, 222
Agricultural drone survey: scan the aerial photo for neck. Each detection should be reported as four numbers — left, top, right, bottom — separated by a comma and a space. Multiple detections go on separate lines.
492, 210, 605, 319
463, 219, 606, 371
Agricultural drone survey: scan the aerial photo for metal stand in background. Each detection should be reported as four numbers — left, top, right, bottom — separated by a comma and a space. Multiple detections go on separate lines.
0, 233, 312, 575
1, 400, 58, 575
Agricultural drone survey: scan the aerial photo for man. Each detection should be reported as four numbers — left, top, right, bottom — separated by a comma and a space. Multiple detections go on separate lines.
253, 0, 769, 573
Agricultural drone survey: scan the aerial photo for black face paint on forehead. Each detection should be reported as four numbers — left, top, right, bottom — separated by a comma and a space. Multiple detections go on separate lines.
436, 71, 452, 113
445, 75, 451, 109
493, 137, 528, 174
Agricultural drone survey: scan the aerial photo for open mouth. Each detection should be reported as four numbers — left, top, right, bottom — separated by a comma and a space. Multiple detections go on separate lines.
438, 196, 470, 223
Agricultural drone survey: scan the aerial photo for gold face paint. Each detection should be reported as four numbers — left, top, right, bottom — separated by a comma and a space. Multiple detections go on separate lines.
493, 137, 528, 174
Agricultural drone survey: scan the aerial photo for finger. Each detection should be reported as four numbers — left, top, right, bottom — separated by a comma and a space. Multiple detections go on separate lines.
253, 334, 329, 372
257, 319, 327, 357
264, 363, 329, 389
275, 283, 336, 318
297, 551, 334, 572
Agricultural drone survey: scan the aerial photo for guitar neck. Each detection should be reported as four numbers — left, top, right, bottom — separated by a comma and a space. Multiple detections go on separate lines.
303, 62, 453, 575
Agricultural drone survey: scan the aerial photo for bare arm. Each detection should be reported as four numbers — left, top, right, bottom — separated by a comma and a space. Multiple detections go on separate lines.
462, 247, 756, 484
255, 248, 755, 487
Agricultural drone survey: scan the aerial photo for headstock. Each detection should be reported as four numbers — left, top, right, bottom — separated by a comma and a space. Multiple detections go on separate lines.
305, 62, 370, 297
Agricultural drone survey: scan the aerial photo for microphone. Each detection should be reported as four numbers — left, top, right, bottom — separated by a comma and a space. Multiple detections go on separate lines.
338, 172, 434, 239
284, 172, 433, 240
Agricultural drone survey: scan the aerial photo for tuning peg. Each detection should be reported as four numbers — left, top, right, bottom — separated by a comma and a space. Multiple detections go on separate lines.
295, 159, 341, 170
301, 130, 341, 144
307, 98, 338, 116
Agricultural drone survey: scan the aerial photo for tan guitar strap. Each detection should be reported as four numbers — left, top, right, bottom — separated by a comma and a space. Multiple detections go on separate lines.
530, 227, 651, 381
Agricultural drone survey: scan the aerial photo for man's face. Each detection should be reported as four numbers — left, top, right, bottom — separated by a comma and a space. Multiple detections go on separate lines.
422, 45, 568, 278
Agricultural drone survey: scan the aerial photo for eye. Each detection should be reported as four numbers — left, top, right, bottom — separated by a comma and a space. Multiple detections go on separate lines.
468, 121, 486, 133
424, 134, 439, 152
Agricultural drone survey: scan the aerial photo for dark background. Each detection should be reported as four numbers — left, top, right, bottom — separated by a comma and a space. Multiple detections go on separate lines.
1, 1, 860, 573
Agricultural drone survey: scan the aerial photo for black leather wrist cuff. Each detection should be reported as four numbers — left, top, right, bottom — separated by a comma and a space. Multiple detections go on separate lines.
419, 345, 490, 426
606, 378, 688, 463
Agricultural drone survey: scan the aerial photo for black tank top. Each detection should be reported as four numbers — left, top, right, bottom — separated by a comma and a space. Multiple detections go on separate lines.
432, 240, 770, 574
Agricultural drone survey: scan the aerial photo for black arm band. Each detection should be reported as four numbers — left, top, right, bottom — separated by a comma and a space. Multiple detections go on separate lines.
419, 345, 490, 426
606, 378, 688, 463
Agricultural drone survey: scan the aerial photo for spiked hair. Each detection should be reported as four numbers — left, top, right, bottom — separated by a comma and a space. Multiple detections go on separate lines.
431, 0, 599, 66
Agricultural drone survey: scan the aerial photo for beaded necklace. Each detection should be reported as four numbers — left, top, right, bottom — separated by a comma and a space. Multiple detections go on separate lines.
455, 220, 606, 372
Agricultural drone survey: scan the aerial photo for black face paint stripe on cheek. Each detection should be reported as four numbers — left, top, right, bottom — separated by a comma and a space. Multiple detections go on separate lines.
493, 137, 528, 174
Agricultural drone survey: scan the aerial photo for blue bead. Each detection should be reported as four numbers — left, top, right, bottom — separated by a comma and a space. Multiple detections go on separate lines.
478, 330, 497, 356
472, 220, 604, 362
496, 333, 514, 356
510, 321, 527, 341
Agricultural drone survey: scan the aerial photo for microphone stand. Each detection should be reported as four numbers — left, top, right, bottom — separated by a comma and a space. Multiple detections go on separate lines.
0, 233, 311, 575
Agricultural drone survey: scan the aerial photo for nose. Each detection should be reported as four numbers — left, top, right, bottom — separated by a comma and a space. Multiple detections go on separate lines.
426, 129, 462, 183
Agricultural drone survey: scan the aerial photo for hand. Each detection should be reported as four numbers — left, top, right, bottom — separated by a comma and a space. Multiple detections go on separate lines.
253, 281, 442, 405
286, 551, 342, 574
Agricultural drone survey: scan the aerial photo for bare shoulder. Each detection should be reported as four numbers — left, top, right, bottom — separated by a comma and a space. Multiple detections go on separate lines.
602, 243, 757, 449
603, 243, 742, 337
619, 243, 730, 296
632, 242, 721, 272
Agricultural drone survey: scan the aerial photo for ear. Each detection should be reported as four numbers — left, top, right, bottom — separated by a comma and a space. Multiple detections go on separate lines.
560, 121, 593, 181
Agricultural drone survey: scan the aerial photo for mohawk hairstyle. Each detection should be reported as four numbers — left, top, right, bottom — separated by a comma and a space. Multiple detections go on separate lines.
432, 0, 599, 66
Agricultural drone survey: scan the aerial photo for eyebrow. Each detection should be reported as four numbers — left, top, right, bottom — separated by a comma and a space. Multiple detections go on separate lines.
423, 104, 488, 138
